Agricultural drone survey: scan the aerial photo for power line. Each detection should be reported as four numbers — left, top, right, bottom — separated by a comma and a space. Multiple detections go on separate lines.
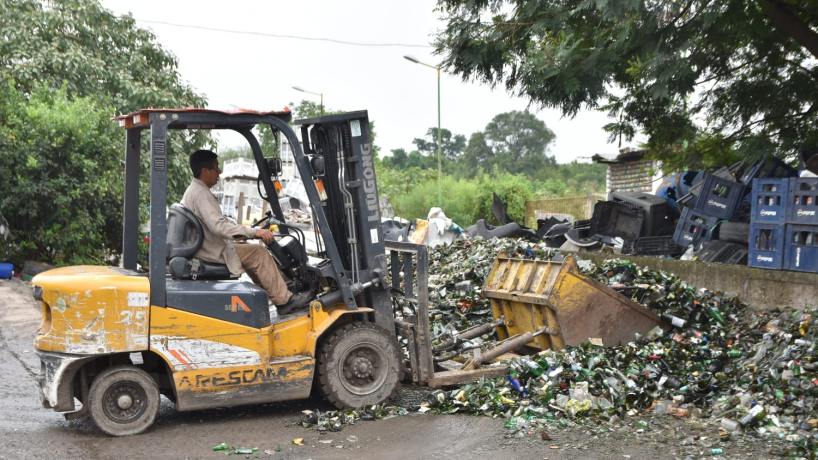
135, 18, 434, 48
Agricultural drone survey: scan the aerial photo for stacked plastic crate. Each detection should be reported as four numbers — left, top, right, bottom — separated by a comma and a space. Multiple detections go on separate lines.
749, 178, 788, 269
749, 177, 818, 272
673, 174, 745, 248
784, 178, 818, 272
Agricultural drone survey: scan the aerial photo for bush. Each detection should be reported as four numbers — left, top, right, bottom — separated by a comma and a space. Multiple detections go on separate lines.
0, 83, 122, 265
391, 175, 483, 225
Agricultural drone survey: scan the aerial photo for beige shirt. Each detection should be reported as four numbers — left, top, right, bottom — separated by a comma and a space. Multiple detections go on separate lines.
181, 178, 256, 276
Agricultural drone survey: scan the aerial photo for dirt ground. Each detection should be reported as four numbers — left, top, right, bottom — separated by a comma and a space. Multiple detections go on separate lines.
0, 278, 785, 459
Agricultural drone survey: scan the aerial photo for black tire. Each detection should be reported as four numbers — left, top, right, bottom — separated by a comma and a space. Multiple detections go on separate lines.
87, 365, 160, 436
317, 322, 402, 409
717, 221, 749, 244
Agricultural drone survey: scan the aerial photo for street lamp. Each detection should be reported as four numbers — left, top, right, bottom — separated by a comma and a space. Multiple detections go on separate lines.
403, 55, 442, 203
291, 86, 324, 115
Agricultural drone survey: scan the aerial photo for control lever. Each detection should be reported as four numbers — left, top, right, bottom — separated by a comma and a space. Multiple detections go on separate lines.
250, 211, 273, 228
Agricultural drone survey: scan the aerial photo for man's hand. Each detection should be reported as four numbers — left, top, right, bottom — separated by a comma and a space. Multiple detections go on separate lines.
254, 228, 275, 244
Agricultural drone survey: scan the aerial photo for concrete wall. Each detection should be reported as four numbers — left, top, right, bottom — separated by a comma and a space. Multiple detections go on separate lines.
578, 251, 817, 311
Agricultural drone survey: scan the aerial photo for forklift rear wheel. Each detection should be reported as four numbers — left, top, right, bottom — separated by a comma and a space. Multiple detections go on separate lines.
317, 322, 401, 408
87, 365, 160, 436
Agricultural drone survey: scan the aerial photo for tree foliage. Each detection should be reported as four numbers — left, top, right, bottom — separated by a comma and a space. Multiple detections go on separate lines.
376, 107, 599, 225
412, 127, 467, 161
0, 0, 207, 265
380, 169, 534, 226
434, 0, 818, 168
0, 84, 122, 264
0, 0, 204, 111
482, 110, 556, 173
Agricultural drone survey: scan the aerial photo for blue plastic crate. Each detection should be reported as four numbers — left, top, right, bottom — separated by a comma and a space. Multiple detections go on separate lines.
673, 207, 720, 248
695, 174, 745, 219
751, 178, 788, 224
784, 224, 818, 273
787, 177, 818, 225
748, 223, 785, 269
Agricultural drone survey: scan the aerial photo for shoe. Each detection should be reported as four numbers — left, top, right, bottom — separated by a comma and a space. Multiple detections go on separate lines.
267, 300, 279, 320
277, 291, 313, 315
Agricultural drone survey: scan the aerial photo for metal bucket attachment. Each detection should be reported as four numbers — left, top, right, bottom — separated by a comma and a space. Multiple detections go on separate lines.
482, 255, 665, 350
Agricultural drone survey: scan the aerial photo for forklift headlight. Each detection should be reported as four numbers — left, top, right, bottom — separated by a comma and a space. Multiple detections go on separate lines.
32, 285, 43, 301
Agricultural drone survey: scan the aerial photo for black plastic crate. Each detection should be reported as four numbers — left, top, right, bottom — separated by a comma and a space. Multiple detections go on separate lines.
695, 174, 745, 219
610, 191, 679, 237
589, 201, 645, 241
695, 240, 748, 265
739, 158, 796, 185
784, 224, 818, 273
787, 177, 818, 225
748, 223, 785, 270
751, 178, 788, 224
673, 207, 720, 248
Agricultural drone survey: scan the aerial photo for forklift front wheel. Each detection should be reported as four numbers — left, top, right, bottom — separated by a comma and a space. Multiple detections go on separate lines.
87, 365, 160, 436
317, 322, 402, 408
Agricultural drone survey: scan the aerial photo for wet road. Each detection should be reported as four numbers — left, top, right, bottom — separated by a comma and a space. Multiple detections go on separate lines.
1, 279, 558, 459
1, 278, 772, 459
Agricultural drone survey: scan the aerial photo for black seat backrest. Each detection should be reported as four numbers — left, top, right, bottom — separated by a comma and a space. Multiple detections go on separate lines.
167, 204, 204, 259
165, 204, 231, 280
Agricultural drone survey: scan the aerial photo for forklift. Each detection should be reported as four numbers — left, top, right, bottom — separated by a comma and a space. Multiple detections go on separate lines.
32, 108, 408, 436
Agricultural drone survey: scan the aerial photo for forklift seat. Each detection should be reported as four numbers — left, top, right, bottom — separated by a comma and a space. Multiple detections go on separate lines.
166, 204, 233, 280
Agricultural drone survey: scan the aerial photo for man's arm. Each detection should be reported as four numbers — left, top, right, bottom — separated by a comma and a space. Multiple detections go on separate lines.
194, 192, 256, 240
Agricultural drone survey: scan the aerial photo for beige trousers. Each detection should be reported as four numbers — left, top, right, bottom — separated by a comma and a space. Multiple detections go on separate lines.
234, 244, 292, 305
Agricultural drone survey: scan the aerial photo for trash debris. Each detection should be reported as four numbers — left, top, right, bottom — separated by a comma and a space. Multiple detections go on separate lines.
299, 405, 408, 432
211, 443, 258, 456
282, 238, 818, 457
292, 438, 304, 446
412, 239, 816, 457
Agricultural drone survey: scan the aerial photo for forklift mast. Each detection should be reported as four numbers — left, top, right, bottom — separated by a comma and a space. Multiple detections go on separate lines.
296, 112, 392, 330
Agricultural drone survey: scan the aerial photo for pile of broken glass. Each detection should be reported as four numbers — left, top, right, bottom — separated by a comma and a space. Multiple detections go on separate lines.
308, 238, 817, 455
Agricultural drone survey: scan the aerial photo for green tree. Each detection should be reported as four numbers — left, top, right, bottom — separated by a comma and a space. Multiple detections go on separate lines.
412, 127, 467, 161
434, 0, 818, 168
459, 132, 492, 176
0, 83, 122, 264
481, 111, 556, 174
0, 0, 208, 264
290, 100, 333, 120
256, 125, 280, 158
383, 148, 410, 169
0, 0, 204, 110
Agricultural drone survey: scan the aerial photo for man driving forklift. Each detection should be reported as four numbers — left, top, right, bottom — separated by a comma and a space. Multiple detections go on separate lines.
32, 108, 408, 436
182, 149, 311, 314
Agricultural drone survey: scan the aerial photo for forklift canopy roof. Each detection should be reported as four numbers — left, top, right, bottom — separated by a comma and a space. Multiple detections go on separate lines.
115, 107, 293, 129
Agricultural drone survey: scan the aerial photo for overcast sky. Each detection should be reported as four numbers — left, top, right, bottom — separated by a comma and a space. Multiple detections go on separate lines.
101, 0, 629, 163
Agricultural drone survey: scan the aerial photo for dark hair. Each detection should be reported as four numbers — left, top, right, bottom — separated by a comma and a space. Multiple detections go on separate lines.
189, 149, 218, 178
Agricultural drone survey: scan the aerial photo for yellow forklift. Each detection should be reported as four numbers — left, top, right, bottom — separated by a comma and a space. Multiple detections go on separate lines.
32, 108, 409, 435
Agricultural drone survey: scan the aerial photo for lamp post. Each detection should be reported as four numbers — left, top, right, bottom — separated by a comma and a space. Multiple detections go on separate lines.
403, 55, 442, 203
291, 86, 324, 115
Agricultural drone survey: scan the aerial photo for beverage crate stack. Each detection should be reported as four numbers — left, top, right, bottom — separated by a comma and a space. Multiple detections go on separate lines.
673, 174, 745, 248
749, 177, 818, 272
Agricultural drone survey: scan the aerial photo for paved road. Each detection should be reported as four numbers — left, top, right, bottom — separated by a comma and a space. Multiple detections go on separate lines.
0, 278, 775, 459
0, 279, 558, 459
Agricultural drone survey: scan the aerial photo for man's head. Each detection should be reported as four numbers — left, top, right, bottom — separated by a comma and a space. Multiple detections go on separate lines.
190, 149, 220, 187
